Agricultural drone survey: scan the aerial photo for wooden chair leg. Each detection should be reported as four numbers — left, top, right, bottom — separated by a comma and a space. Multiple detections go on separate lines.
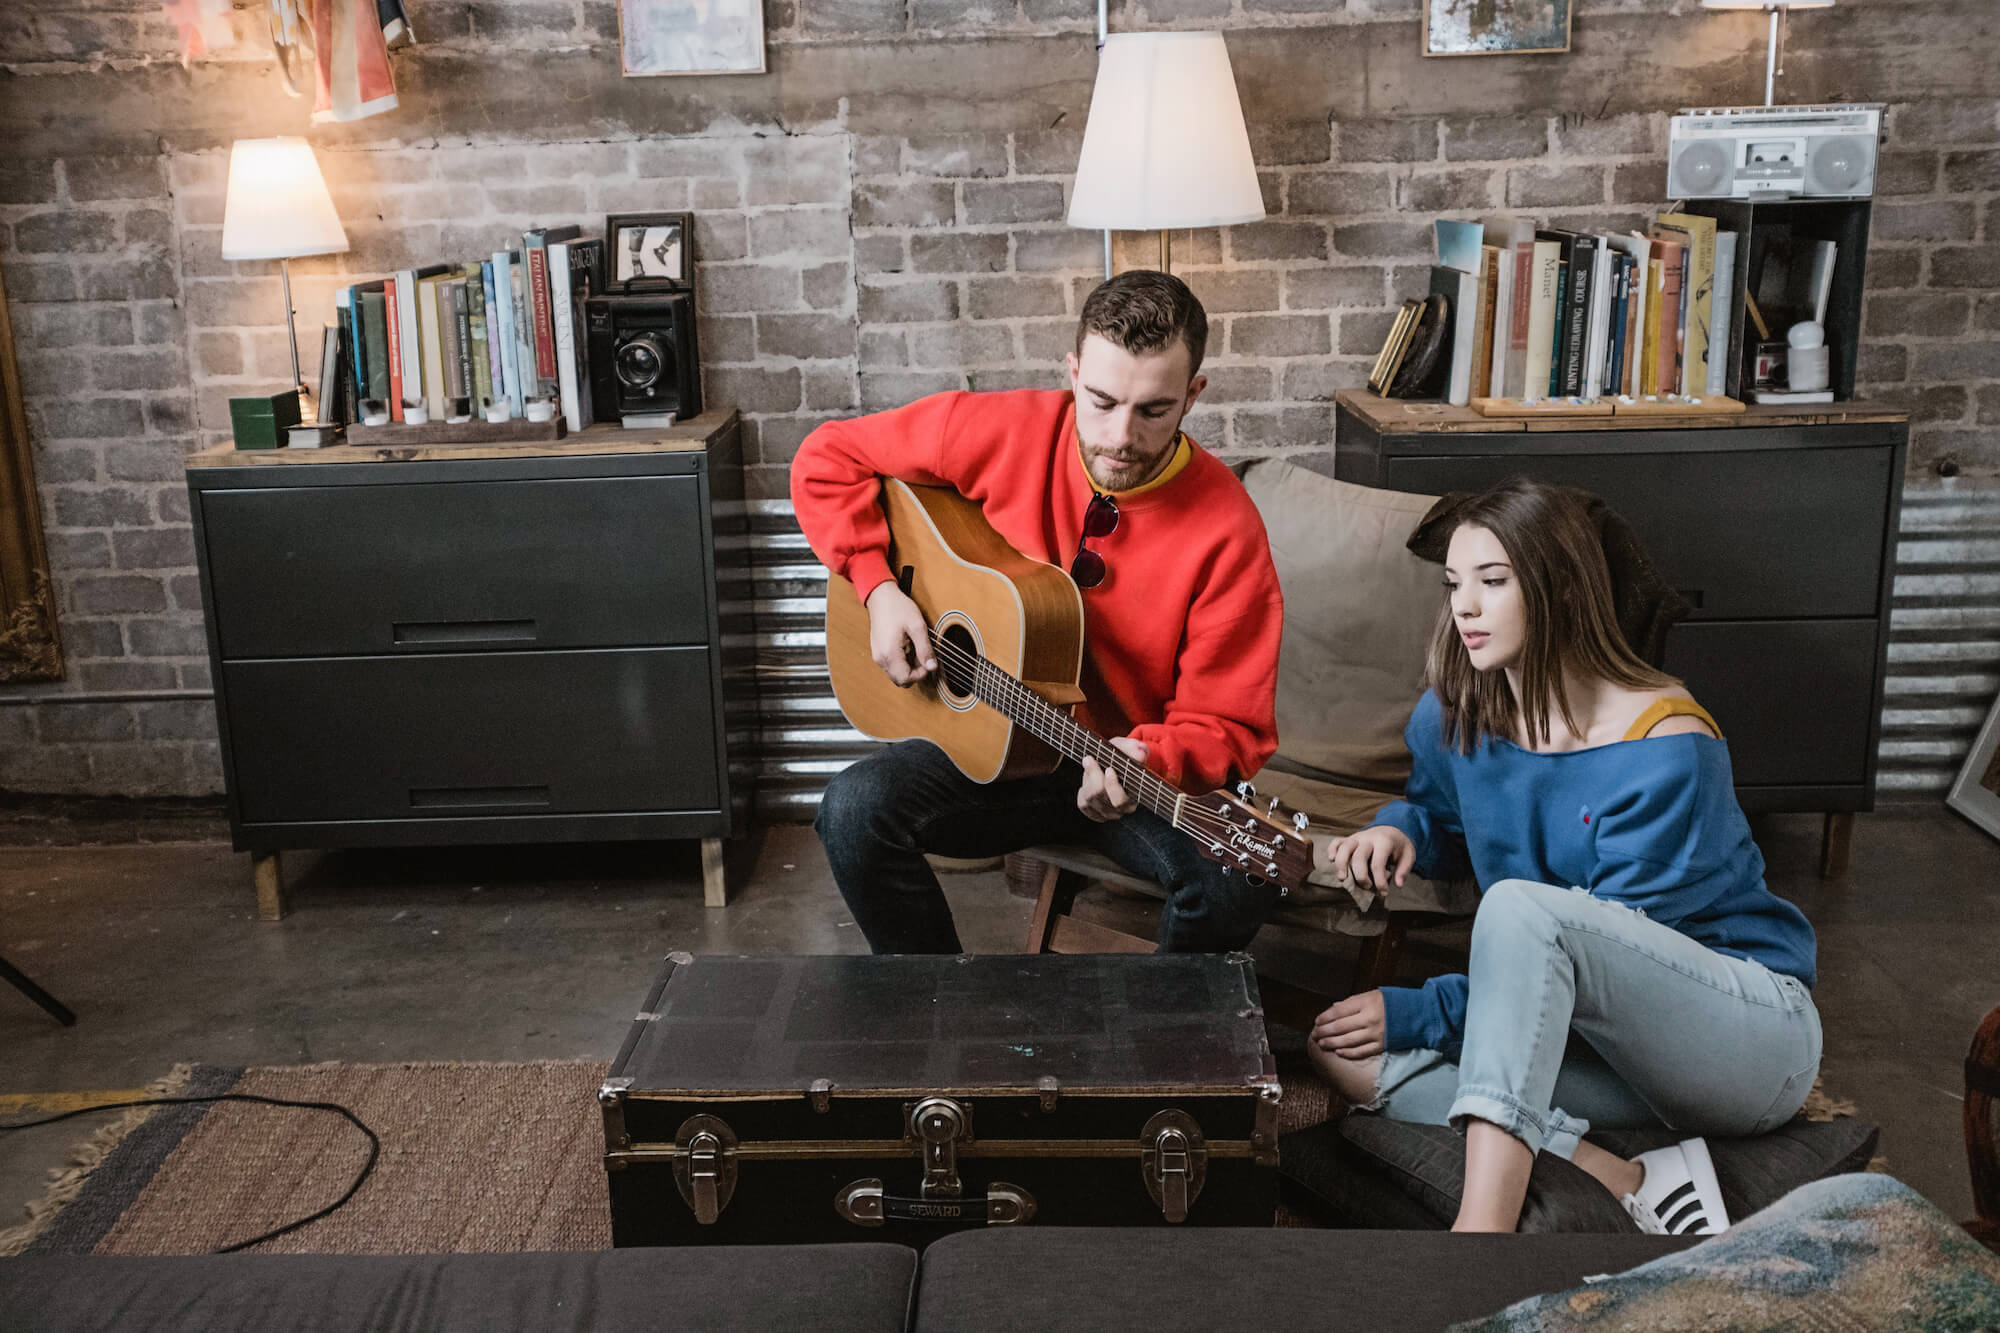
1819, 812, 1853, 880
253, 850, 286, 922
1026, 861, 1086, 954
1352, 918, 1406, 993
700, 837, 728, 908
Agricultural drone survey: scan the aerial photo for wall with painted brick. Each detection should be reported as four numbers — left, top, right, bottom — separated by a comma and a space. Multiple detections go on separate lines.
1, 0, 1995, 795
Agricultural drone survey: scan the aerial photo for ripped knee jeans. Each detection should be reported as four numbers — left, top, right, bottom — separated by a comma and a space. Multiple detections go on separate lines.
1363, 879, 1822, 1159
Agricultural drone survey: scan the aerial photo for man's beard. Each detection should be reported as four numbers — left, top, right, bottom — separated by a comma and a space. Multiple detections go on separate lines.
1076, 420, 1182, 491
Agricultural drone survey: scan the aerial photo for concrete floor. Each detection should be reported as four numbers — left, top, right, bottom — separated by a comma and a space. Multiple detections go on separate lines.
2, 806, 1995, 1235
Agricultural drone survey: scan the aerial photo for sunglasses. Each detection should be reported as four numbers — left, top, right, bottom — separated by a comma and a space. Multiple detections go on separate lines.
1069, 492, 1120, 589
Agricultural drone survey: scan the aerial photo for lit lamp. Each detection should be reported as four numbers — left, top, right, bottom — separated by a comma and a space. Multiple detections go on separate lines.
220, 137, 349, 420
1700, 0, 1834, 107
1066, 31, 1265, 274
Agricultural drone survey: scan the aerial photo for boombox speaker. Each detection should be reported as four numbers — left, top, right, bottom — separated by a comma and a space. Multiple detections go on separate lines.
1667, 104, 1881, 200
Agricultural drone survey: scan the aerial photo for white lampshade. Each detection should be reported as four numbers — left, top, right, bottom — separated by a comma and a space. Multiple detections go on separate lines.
220, 137, 349, 262
1700, 0, 1832, 8
1067, 32, 1265, 232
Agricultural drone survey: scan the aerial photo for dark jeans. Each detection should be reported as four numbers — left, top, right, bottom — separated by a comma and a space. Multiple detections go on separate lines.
814, 740, 1284, 955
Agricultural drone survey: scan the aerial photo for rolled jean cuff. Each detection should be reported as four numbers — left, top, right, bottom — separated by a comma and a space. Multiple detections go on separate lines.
1541, 1109, 1590, 1162
1449, 1084, 1550, 1157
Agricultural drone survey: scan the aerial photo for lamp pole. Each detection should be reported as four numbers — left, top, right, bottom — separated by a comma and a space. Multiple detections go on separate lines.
1764, 6, 1779, 106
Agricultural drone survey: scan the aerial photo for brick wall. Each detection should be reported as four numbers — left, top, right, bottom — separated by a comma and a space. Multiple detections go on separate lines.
1, 0, 1994, 795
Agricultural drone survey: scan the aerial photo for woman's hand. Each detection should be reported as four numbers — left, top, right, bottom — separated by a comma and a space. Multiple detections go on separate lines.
1324, 825, 1416, 891
1312, 989, 1387, 1059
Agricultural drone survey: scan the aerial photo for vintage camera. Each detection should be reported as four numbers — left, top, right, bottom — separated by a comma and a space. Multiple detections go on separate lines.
585, 291, 701, 424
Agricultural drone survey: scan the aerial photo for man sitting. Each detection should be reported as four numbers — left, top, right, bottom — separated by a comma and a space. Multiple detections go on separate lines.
792, 270, 1287, 954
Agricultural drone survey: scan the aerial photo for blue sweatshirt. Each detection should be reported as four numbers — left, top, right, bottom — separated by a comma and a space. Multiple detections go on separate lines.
1372, 691, 1817, 1061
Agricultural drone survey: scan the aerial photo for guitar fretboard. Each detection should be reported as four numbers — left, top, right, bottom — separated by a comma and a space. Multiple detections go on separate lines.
926, 627, 1184, 827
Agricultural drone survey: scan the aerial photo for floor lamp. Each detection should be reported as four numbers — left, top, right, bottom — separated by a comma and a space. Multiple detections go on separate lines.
1066, 32, 1265, 276
1701, 0, 1834, 107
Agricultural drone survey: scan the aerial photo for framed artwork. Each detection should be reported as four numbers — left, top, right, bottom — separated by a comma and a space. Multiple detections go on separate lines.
606, 212, 694, 293
1422, 0, 1572, 56
618, 0, 765, 77
0, 261, 63, 683
1947, 691, 2000, 843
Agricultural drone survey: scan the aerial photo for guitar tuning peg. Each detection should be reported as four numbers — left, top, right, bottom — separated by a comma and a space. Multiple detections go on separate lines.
1267, 795, 1282, 816
1292, 811, 1310, 834
1235, 780, 1256, 803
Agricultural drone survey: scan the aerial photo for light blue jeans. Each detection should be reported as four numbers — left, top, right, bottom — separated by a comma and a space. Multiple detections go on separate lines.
1366, 879, 1823, 1160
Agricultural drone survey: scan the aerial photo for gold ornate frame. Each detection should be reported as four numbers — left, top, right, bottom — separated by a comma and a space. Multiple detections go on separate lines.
0, 264, 63, 682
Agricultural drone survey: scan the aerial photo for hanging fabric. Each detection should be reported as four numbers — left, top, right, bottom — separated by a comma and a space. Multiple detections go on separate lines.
310, 0, 401, 123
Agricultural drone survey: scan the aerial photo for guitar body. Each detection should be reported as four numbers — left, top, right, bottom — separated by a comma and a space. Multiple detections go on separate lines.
826, 479, 1086, 783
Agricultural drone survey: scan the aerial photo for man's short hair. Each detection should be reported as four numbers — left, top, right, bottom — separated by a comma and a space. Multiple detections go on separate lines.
1074, 270, 1208, 376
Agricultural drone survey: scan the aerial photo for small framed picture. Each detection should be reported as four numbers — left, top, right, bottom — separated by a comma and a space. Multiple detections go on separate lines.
1948, 690, 2000, 844
606, 212, 694, 293
618, 0, 765, 77
1422, 0, 1572, 56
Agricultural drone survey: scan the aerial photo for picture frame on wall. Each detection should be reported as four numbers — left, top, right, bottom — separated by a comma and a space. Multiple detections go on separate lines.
1422, 0, 1572, 56
1947, 690, 2000, 843
618, 0, 765, 77
606, 212, 694, 293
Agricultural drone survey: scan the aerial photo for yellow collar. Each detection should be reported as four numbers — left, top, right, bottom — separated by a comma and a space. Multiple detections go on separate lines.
1080, 432, 1193, 497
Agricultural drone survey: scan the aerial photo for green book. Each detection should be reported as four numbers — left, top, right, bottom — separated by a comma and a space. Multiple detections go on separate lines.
463, 263, 494, 411
437, 278, 465, 403
358, 289, 391, 405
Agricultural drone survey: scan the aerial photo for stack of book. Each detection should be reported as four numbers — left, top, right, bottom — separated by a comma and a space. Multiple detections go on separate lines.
1385, 215, 1745, 406
315, 225, 603, 438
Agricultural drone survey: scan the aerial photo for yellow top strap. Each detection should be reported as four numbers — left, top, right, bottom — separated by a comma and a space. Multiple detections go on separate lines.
1623, 697, 1722, 742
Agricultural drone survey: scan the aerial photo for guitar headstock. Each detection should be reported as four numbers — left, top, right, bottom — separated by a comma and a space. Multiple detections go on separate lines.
1180, 782, 1317, 896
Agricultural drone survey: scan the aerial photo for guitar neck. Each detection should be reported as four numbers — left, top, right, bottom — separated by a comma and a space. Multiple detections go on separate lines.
928, 628, 1183, 826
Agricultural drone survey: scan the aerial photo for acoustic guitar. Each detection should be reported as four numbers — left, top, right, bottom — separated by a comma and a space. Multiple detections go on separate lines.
825, 478, 1316, 895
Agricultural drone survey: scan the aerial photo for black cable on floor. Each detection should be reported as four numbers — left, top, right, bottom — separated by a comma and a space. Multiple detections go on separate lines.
0, 1092, 380, 1254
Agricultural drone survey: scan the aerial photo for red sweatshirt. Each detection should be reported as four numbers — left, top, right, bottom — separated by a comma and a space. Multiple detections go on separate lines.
791, 389, 1283, 792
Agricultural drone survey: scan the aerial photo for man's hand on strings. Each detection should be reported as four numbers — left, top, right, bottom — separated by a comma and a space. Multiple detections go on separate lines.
866, 582, 935, 686
1079, 737, 1147, 822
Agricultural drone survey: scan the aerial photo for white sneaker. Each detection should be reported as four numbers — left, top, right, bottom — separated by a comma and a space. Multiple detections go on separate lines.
1620, 1138, 1730, 1236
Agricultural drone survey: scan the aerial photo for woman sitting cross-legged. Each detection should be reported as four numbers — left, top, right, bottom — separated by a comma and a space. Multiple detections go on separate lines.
1309, 477, 1821, 1236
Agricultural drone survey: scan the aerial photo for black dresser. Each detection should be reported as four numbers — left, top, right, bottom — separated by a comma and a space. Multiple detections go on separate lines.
185, 412, 751, 918
1333, 390, 1908, 875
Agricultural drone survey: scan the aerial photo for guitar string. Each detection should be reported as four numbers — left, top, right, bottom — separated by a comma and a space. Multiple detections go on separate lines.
922, 627, 1198, 827
918, 628, 1289, 851
923, 632, 1260, 847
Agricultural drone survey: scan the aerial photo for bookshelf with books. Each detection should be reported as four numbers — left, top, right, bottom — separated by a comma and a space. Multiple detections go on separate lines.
1369, 201, 1874, 419
308, 223, 634, 447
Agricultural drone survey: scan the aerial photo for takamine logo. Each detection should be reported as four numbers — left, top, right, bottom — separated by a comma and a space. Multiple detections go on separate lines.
1225, 825, 1280, 859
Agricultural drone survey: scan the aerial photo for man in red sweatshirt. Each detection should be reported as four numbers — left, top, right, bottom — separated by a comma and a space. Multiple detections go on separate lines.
793, 270, 1285, 954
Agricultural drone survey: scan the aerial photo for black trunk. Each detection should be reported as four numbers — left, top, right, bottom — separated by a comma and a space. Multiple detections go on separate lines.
602, 954, 1280, 1246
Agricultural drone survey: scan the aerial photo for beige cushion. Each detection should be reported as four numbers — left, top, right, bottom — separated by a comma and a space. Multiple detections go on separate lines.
1241, 459, 1441, 793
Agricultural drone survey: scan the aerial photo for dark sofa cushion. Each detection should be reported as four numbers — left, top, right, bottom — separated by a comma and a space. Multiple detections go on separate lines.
1281, 1113, 1880, 1233
912, 1228, 1695, 1332
0, 1246, 918, 1333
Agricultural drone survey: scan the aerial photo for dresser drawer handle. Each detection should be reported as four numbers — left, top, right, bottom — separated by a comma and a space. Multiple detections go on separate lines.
409, 785, 552, 810
393, 619, 538, 645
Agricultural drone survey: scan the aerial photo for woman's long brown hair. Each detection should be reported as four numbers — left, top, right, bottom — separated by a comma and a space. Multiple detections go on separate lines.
1428, 478, 1675, 753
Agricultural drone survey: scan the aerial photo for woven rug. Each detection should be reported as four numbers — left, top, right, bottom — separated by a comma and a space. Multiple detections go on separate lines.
0, 1059, 1860, 1256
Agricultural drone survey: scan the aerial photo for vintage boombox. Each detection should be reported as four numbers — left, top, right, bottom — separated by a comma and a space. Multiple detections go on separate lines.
585, 289, 702, 425
1667, 104, 1882, 201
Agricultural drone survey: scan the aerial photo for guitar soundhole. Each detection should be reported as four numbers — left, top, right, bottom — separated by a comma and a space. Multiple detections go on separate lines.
937, 621, 979, 702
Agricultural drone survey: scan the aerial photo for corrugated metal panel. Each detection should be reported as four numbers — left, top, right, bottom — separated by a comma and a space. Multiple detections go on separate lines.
1878, 481, 2000, 800
727, 500, 877, 823
738, 482, 2000, 820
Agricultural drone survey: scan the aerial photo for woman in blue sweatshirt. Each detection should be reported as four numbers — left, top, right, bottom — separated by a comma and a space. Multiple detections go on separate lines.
1310, 478, 1820, 1236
